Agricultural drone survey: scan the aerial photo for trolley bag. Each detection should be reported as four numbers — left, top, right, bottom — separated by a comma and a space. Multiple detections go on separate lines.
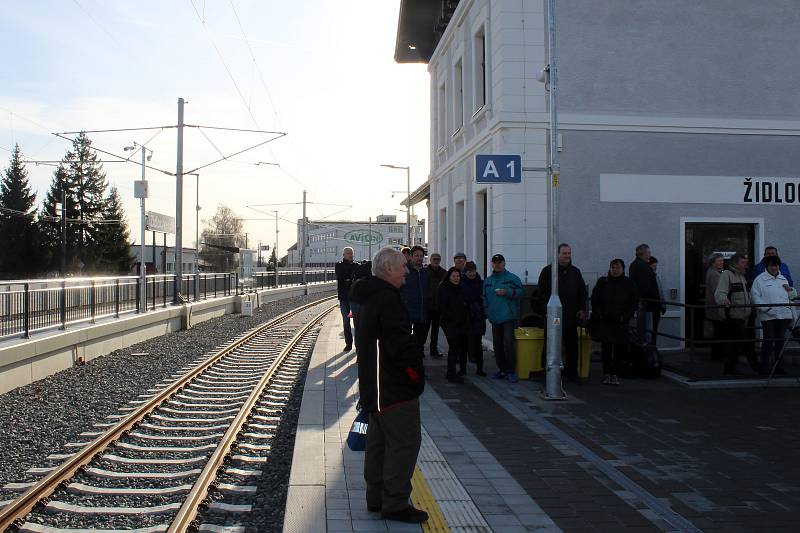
630, 342, 662, 378
627, 328, 662, 378
346, 407, 369, 451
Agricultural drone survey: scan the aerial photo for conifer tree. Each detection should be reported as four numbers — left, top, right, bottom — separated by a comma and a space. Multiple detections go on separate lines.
0, 144, 40, 277
39, 133, 110, 274
95, 186, 134, 273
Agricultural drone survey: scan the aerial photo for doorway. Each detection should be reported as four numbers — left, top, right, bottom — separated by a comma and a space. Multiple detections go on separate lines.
684, 221, 757, 342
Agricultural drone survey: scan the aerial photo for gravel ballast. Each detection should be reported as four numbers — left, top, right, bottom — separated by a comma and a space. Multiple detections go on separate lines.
0, 292, 334, 496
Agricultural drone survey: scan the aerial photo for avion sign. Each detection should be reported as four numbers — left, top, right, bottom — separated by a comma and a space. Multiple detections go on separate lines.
344, 230, 383, 246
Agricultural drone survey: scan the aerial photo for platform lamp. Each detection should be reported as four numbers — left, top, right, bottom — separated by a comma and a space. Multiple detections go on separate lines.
124, 143, 153, 314
380, 164, 411, 245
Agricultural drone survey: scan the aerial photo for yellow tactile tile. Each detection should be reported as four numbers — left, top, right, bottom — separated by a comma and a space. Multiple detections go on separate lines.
411, 466, 451, 533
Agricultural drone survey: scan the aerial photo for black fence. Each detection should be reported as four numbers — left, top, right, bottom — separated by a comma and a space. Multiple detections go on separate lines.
0, 270, 335, 341
247, 269, 333, 291
642, 298, 800, 360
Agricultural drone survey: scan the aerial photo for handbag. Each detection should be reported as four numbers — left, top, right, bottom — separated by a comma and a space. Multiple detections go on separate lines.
346, 408, 369, 451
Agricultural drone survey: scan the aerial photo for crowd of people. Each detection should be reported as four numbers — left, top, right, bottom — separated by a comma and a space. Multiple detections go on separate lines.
337, 243, 797, 524
706, 246, 797, 375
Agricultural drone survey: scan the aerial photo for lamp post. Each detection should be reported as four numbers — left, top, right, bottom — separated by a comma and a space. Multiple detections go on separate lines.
380, 164, 411, 245
124, 142, 153, 313
542, 0, 564, 400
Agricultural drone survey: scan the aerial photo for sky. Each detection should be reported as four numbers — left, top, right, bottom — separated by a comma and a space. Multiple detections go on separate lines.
0, 0, 430, 253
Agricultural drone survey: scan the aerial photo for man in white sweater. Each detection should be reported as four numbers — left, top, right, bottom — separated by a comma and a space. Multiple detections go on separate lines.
751, 255, 797, 374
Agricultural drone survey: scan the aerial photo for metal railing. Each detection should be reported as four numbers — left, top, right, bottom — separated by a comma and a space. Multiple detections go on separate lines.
0, 273, 236, 340
0, 270, 336, 341
246, 269, 333, 291
641, 297, 800, 360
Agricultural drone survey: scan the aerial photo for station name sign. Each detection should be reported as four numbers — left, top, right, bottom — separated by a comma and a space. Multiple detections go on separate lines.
600, 174, 800, 205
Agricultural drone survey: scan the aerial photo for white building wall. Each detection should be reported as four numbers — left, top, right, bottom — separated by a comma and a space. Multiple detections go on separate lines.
427, 0, 548, 280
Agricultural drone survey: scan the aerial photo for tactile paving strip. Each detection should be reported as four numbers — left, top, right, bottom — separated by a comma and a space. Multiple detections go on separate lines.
413, 428, 491, 531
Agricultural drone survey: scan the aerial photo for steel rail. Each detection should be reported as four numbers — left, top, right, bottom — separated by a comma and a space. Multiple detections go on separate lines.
168, 303, 336, 532
0, 296, 335, 531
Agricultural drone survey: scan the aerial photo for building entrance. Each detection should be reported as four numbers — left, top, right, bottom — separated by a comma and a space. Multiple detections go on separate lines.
684, 222, 755, 342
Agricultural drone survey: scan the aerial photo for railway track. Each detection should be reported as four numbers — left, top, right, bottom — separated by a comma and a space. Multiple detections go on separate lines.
0, 298, 336, 532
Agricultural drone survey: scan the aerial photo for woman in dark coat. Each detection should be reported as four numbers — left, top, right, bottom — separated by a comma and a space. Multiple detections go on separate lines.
461, 261, 487, 376
438, 266, 470, 383
589, 259, 638, 386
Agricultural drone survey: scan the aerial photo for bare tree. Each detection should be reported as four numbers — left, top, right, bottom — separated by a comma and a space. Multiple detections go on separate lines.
199, 205, 244, 272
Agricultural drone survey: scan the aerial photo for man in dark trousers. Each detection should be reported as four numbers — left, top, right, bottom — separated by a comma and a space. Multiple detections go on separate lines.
536, 243, 588, 382
352, 247, 428, 524
335, 246, 357, 352
400, 245, 431, 356
629, 243, 662, 343
425, 253, 447, 358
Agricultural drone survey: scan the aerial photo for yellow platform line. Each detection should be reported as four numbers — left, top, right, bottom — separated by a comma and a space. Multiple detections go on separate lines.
411, 466, 451, 533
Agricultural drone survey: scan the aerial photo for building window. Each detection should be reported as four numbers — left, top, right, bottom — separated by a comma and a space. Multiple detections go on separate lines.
437, 82, 446, 147
473, 27, 486, 112
454, 58, 464, 134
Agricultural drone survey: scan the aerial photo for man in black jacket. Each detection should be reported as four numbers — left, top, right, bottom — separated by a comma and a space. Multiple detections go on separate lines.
425, 253, 447, 358
352, 247, 428, 524
536, 243, 588, 381
629, 244, 661, 343
335, 247, 357, 352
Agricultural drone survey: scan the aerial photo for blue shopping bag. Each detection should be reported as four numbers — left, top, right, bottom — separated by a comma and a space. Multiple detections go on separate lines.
346, 408, 369, 451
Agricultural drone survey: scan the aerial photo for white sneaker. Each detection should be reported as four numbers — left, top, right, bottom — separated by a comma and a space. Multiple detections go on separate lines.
602, 374, 611, 385
610, 375, 620, 386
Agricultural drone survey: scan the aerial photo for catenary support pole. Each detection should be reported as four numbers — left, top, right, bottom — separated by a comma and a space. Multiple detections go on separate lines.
195, 173, 200, 273
139, 147, 147, 313
60, 189, 66, 276
301, 190, 307, 284
274, 210, 279, 282
406, 166, 411, 245
174, 97, 185, 302
544, 0, 565, 400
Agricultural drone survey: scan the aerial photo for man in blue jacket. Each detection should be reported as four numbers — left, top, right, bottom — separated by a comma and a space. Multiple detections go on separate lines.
400, 246, 431, 356
483, 254, 524, 382
753, 246, 793, 287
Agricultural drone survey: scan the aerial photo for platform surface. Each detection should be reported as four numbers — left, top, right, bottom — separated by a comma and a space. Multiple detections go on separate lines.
285, 314, 800, 532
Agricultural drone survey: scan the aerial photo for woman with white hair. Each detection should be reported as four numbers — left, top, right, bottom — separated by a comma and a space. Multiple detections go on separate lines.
704, 253, 726, 362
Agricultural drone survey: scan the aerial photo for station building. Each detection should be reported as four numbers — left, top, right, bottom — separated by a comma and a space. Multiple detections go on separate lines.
396, 0, 800, 347
286, 214, 426, 267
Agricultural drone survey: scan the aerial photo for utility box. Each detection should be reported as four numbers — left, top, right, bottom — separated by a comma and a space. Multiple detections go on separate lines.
134, 180, 149, 199
241, 299, 253, 317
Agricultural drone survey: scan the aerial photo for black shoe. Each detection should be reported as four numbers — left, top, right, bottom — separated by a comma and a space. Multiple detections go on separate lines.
381, 506, 429, 523
367, 505, 381, 513
476, 369, 487, 377
724, 368, 744, 376
458, 369, 466, 376
431, 352, 443, 359
344, 344, 352, 352
446, 374, 464, 383
775, 367, 787, 375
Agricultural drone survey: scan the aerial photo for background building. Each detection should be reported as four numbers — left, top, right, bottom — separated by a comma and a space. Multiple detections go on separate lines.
129, 246, 198, 275
287, 214, 426, 266
396, 0, 800, 347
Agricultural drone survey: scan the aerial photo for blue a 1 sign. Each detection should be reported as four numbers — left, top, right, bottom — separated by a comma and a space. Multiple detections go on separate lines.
475, 154, 522, 183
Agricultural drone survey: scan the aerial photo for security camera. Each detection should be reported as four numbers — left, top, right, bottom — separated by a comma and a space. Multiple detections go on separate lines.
124, 145, 134, 152
146, 154, 152, 161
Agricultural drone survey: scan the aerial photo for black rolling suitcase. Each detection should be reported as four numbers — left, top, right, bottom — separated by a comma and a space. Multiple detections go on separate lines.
628, 328, 662, 378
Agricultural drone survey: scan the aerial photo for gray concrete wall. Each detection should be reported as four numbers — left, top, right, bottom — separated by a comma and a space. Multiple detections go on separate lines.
557, 0, 800, 119
557, 130, 800, 346
0, 283, 335, 395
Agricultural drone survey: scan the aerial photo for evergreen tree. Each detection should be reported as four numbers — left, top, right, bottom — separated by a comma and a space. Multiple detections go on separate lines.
0, 144, 40, 277
95, 186, 134, 274
39, 133, 110, 274
39, 166, 78, 274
